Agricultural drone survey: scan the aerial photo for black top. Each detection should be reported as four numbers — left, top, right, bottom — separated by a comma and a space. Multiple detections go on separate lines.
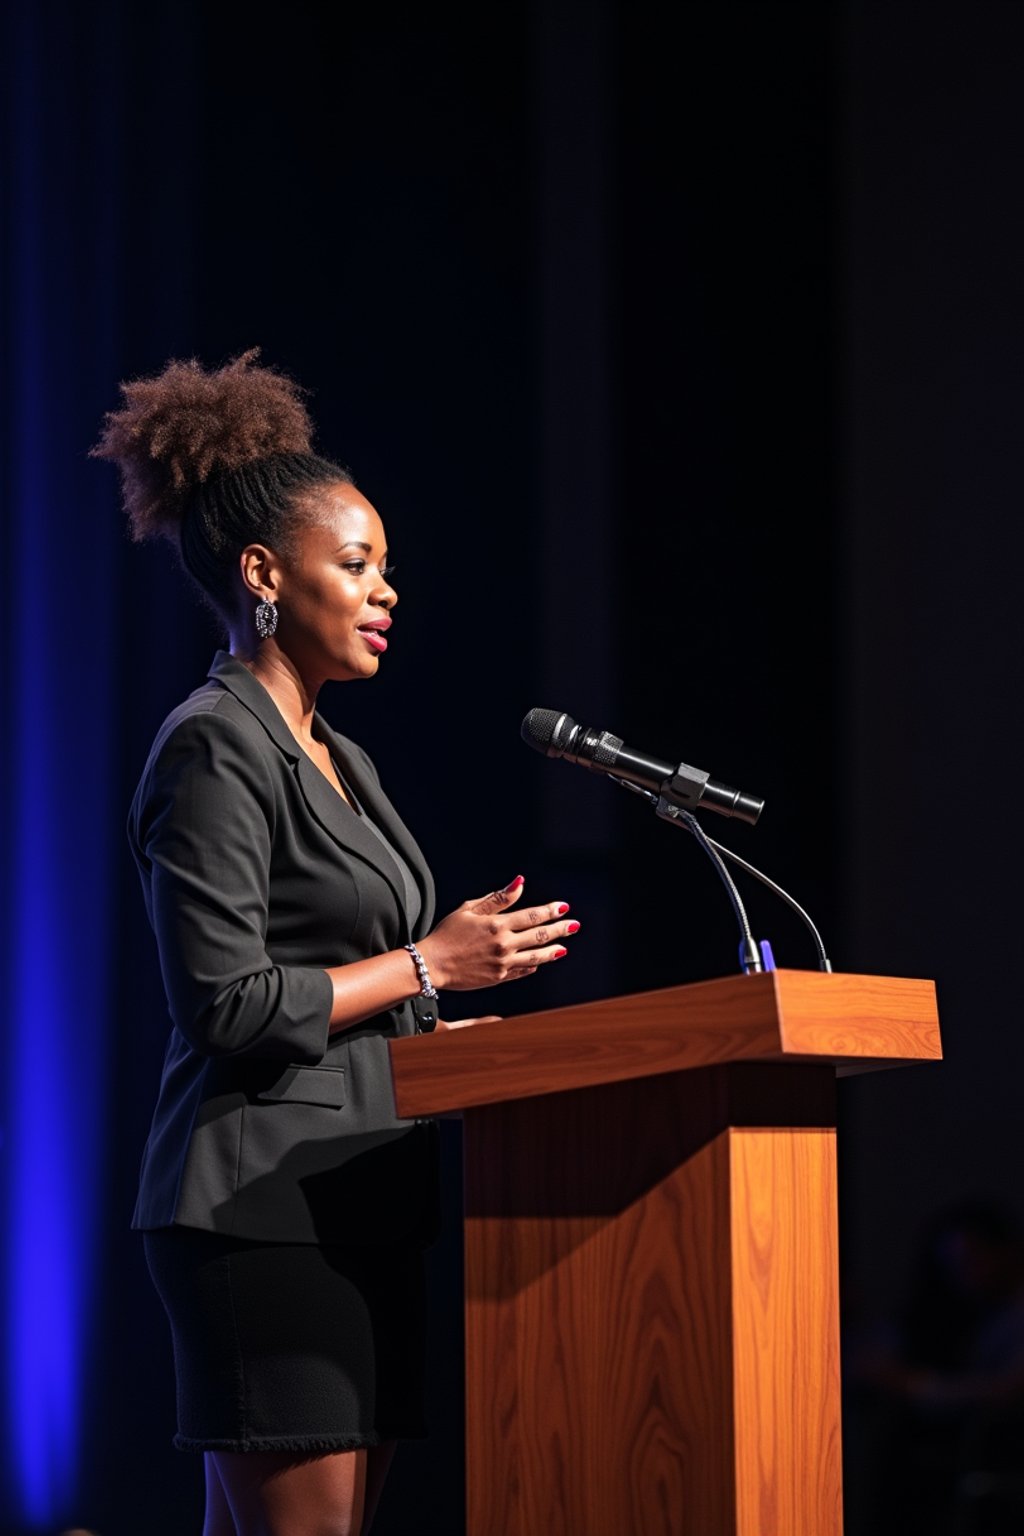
324, 751, 423, 935
127, 650, 439, 1245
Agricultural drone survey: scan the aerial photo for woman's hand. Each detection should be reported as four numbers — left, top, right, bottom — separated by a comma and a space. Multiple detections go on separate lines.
416, 875, 579, 991
435, 1015, 503, 1032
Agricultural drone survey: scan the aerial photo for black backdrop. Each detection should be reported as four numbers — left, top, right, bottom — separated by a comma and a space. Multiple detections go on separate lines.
3, 3, 1024, 1533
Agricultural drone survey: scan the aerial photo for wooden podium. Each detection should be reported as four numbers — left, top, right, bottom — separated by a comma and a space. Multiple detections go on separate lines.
388, 969, 941, 1536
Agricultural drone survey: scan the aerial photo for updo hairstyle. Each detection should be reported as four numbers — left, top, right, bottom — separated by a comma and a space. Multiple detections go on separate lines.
91, 349, 352, 618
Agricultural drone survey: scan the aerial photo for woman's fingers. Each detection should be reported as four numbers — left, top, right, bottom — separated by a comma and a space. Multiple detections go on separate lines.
509, 914, 580, 955
509, 941, 569, 970
466, 885, 576, 945
420, 878, 580, 991
483, 887, 580, 965
506, 899, 573, 932
436, 1015, 503, 1032
469, 875, 525, 915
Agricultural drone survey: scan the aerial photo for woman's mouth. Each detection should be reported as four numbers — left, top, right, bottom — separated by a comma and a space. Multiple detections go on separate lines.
357, 625, 389, 653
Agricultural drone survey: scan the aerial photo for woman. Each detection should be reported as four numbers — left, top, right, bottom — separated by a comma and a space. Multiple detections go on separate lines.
93, 350, 579, 1536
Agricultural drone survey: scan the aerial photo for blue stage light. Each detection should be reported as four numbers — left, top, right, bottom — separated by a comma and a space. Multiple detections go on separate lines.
2, 7, 115, 1516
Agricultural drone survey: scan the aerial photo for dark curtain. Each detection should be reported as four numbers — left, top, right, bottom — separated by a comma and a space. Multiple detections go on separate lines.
6, 4, 1022, 1534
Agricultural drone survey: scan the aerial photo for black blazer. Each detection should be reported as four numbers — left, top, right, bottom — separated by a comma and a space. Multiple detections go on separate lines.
128, 650, 440, 1245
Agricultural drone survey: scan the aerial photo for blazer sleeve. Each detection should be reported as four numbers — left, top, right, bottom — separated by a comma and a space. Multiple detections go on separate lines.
134, 710, 334, 1063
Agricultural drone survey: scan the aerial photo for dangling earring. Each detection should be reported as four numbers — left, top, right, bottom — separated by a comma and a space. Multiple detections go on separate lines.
255, 597, 279, 639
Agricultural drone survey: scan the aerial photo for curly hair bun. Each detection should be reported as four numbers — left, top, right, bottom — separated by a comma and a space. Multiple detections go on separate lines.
91, 348, 314, 542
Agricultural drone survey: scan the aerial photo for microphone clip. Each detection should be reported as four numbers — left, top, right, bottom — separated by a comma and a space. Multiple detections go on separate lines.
664, 761, 711, 813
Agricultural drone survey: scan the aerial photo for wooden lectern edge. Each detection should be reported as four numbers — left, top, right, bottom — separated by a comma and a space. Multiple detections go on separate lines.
388, 968, 942, 1119
403, 1051, 940, 1118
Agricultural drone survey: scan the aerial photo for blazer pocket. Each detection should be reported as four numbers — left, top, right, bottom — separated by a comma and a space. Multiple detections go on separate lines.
255, 1065, 347, 1108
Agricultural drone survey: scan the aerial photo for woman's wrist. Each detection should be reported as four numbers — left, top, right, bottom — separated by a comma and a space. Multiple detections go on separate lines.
404, 941, 439, 999
325, 947, 434, 1033
413, 935, 446, 991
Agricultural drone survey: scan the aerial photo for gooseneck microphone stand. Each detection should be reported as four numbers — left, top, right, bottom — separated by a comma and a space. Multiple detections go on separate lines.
614, 779, 833, 974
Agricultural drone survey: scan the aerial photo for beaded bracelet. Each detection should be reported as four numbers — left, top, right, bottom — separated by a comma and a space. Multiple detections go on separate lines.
404, 942, 439, 1000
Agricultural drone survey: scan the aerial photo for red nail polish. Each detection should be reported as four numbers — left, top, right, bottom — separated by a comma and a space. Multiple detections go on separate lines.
556, 902, 570, 915
504, 875, 525, 892
566, 921, 580, 934
554, 946, 568, 958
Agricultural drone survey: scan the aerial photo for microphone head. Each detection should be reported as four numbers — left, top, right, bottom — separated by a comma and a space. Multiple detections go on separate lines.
521, 707, 577, 758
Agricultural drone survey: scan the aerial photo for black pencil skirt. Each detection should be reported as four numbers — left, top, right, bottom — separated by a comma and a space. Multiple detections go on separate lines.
143, 1226, 428, 1453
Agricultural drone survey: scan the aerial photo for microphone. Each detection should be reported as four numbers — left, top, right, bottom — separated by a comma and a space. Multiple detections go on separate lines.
521, 708, 765, 826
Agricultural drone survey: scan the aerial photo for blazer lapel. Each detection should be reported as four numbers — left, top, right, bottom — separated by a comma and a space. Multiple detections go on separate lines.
292, 749, 413, 928
206, 651, 432, 935
313, 715, 436, 936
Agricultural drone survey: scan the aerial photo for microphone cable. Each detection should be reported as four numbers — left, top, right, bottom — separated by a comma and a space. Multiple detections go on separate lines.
614, 778, 832, 973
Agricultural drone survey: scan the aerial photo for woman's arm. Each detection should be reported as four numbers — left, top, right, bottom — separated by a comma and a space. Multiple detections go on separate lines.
137, 714, 579, 1057
325, 879, 577, 1032
137, 712, 334, 1063
325, 947, 423, 1033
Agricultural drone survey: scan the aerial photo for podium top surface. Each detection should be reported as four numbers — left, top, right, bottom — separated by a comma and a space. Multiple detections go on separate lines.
387, 969, 941, 1119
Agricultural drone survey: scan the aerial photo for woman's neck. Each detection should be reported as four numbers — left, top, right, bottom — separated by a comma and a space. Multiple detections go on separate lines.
231, 646, 322, 745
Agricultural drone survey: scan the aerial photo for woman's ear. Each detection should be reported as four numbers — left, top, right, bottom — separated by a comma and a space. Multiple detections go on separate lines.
238, 542, 280, 601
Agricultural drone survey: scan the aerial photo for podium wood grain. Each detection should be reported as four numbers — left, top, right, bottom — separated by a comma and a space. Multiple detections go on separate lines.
463, 1065, 842, 1536
386, 973, 940, 1535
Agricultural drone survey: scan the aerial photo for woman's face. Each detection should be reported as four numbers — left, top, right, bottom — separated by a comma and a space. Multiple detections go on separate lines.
272, 482, 399, 683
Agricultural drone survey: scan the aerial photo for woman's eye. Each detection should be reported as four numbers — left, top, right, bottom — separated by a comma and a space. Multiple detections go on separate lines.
342, 560, 395, 580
